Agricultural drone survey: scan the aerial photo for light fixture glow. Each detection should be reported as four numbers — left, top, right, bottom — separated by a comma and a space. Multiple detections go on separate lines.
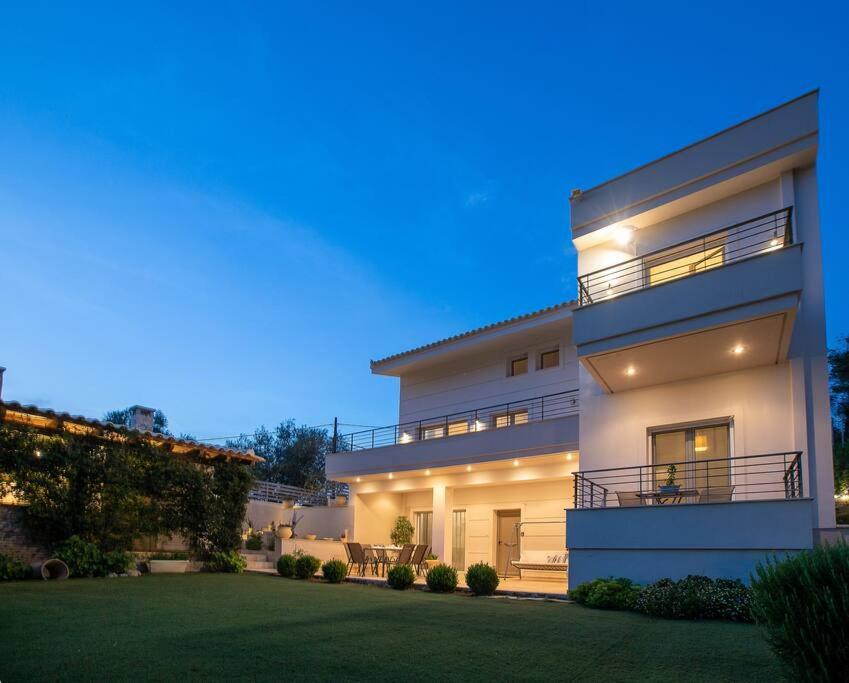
732, 344, 746, 355
466, 465, 472, 472
474, 420, 486, 432
566, 452, 573, 461
513, 459, 519, 467
400, 432, 412, 444
388, 473, 393, 479
356, 477, 361, 483
694, 434, 708, 452
35, 449, 42, 458
625, 366, 636, 376
614, 226, 633, 246
770, 237, 779, 247
425, 469, 431, 476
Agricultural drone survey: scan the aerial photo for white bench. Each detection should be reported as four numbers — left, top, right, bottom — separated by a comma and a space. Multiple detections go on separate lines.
511, 550, 568, 579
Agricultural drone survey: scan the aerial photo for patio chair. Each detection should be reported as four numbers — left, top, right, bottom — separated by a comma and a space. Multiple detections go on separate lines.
388, 543, 415, 569
698, 485, 735, 503
347, 542, 368, 576
363, 545, 380, 575
343, 542, 355, 575
615, 491, 646, 507
411, 544, 429, 575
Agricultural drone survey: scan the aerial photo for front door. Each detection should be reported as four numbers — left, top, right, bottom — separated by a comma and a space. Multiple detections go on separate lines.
496, 510, 521, 577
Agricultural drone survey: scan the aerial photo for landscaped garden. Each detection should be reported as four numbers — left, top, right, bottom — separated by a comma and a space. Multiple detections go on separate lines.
0, 573, 782, 682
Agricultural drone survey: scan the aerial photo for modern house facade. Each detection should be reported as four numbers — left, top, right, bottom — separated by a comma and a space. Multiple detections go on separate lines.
326, 90, 837, 589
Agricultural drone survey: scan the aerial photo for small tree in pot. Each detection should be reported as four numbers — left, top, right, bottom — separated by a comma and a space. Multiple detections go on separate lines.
390, 516, 414, 546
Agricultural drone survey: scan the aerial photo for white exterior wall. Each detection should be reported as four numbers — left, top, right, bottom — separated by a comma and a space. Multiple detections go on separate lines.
398, 334, 577, 424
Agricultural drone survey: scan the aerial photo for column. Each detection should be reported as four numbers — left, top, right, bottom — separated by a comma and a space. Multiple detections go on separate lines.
431, 484, 453, 566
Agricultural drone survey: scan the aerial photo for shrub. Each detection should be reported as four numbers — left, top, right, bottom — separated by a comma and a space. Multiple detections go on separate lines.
751, 542, 849, 680
0, 553, 31, 581
277, 554, 297, 577
205, 550, 246, 573
633, 575, 751, 621
387, 564, 416, 590
102, 550, 134, 574
148, 552, 189, 561
390, 516, 414, 546
570, 577, 640, 610
294, 554, 321, 579
55, 536, 105, 577
465, 562, 499, 596
425, 563, 458, 593
245, 533, 263, 551
321, 559, 347, 583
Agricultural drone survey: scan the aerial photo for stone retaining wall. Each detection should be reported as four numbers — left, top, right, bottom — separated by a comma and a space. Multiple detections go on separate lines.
0, 504, 50, 564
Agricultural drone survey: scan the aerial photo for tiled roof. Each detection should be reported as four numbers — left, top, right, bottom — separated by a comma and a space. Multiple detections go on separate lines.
371, 299, 576, 369
0, 400, 263, 463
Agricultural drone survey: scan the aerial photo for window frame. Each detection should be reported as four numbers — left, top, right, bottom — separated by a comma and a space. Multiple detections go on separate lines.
508, 355, 529, 377
538, 347, 560, 371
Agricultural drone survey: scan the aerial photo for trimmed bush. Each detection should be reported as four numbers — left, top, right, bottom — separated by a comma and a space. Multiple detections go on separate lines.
570, 577, 640, 610
245, 534, 263, 551
277, 554, 297, 577
294, 554, 321, 579
633, 575, 751, 622
425, 563, 458, 593
0, 552, 31, 581
751, 542, 849, 680
322, 559, 347, 583
465, 562, 499, 596
205, 550, 246, 573
387, 563, 416, 590
55, 536, 105, 577
102, 550, 134, 574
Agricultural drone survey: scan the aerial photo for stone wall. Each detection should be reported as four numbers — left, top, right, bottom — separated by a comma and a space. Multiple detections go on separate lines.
0, 504, 50, 564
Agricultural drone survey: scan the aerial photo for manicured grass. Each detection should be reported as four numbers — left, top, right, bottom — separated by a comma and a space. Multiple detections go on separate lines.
0, 574, 781, 681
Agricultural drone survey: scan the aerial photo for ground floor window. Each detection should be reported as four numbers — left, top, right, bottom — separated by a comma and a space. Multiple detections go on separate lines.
414, 511, 432, 546
452, 509, 466, 570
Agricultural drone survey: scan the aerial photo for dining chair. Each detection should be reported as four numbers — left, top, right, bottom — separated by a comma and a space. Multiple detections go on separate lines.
342, 542, 354, 575
411, 544, 429, 575
698, 485, 735, 504
615, 491, 646, 507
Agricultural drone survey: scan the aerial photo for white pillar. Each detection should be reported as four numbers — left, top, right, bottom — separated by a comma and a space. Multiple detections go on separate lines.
431, 484, 453, 566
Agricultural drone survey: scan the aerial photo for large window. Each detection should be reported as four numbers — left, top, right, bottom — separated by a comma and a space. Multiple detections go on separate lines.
645, 235, 726, 287
509, 356, 528, 377
539, 348, 560, 370
495, 409, 529, 429
651, 422, 731, 493
452, 510, 466, 570
414, 511, 432, 546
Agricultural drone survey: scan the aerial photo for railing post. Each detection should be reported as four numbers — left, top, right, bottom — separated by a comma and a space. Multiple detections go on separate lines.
371, 429, 375, 449
573, 474, 578, 509
541, 395, 545, 421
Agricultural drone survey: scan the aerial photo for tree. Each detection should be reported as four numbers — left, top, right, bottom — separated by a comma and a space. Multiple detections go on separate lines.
103, 407, 171, 435
227, 421, 332, 490
828, 337, 849, 496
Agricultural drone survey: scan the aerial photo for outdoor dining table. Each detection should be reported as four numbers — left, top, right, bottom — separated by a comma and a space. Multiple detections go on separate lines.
365, 545, 403, 576
636, 489, 699, 505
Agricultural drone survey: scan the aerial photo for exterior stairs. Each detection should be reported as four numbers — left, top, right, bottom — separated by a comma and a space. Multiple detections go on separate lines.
240, 549, 276, 573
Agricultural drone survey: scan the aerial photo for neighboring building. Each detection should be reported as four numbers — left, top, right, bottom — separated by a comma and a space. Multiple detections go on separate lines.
326, 90, 837, 588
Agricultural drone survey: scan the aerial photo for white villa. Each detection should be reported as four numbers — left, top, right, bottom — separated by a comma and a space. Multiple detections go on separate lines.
302, 91, 836, 591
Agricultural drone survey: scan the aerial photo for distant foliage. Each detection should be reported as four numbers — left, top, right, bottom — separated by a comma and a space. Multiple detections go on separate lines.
387, 564, 416, 590
277, 554, 297, 577
464, 563, 499, 596
0, 553, 31, 581
570, 577, 641, 610
102, 407, 171, 435
321, 559, 347, 583
751, 543, 849, 681
425, 564, 458, 593
295, 555, 321, 579
205, 551, 246, 573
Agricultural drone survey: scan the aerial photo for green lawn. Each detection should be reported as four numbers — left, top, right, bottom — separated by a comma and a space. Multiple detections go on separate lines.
0, 574, 782, 682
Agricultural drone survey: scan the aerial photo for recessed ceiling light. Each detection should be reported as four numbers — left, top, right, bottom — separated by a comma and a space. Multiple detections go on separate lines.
566, 452, 573, 461
388, 473, 393, 479
466, 465, 472, 472
625, 366, 636, 376
355, 477, 361, 483
513, 459, 519, 467
425, 469, 431, 476
732, 345, 746, 355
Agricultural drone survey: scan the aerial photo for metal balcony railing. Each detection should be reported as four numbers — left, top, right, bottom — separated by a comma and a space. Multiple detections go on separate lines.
577, 207, 793, 306
249, 480, 349, 506
335, 389, 579, 452
572, 451, 803, 509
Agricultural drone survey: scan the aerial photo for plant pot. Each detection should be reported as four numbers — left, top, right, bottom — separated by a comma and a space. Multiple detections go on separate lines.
281, 499, 295, 509
149, 560, 189, 574
659, 485, 680, 495
276, 525, 293, 540
333, 495, 347, 507
425, 559, 440, 570
304, 534, 317, 541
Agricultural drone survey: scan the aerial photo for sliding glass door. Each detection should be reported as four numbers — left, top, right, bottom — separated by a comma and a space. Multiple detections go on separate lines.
451, 510, 466, 571
652, 423, 731, 492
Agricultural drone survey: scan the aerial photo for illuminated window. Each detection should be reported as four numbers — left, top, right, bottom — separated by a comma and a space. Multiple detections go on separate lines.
447, 420, 469, 436
421, 425, 445, 440
495, 410, 529, 428
646, 236, 725, 287
510, 356, 528, 377
539, 348, 559, 370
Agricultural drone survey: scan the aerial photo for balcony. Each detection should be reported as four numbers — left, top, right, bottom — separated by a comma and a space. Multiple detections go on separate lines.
572, 208, 802, 392
326, 390, 579, 479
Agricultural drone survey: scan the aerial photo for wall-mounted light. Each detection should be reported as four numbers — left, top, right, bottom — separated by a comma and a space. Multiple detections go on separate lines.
34, 449, 42, 458
614, 226, 634, 246
400, 432, 412, 444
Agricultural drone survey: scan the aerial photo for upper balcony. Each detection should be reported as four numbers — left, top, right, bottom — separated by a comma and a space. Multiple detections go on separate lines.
572, 208, 802, 392
326, 390, 579, 480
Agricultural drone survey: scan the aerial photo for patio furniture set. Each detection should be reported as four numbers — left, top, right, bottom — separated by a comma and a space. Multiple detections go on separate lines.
342, 542, 431, 577
616, 485, 735, 507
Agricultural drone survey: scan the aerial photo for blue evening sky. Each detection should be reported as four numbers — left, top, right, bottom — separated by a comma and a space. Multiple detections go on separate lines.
1, 2, 847, 439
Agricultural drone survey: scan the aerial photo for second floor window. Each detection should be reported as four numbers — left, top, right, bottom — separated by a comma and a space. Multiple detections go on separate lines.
539, 348, 559, 370
495, 410, 529, 429
510, 356, 528, 377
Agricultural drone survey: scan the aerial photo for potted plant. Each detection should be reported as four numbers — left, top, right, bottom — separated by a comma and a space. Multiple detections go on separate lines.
276, 511, 301, 540
282, 498, 296, 510
390, 516, 414, 546
424, 552, 440, 571
148, 552, 190, 574
659, 464, 680, 494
